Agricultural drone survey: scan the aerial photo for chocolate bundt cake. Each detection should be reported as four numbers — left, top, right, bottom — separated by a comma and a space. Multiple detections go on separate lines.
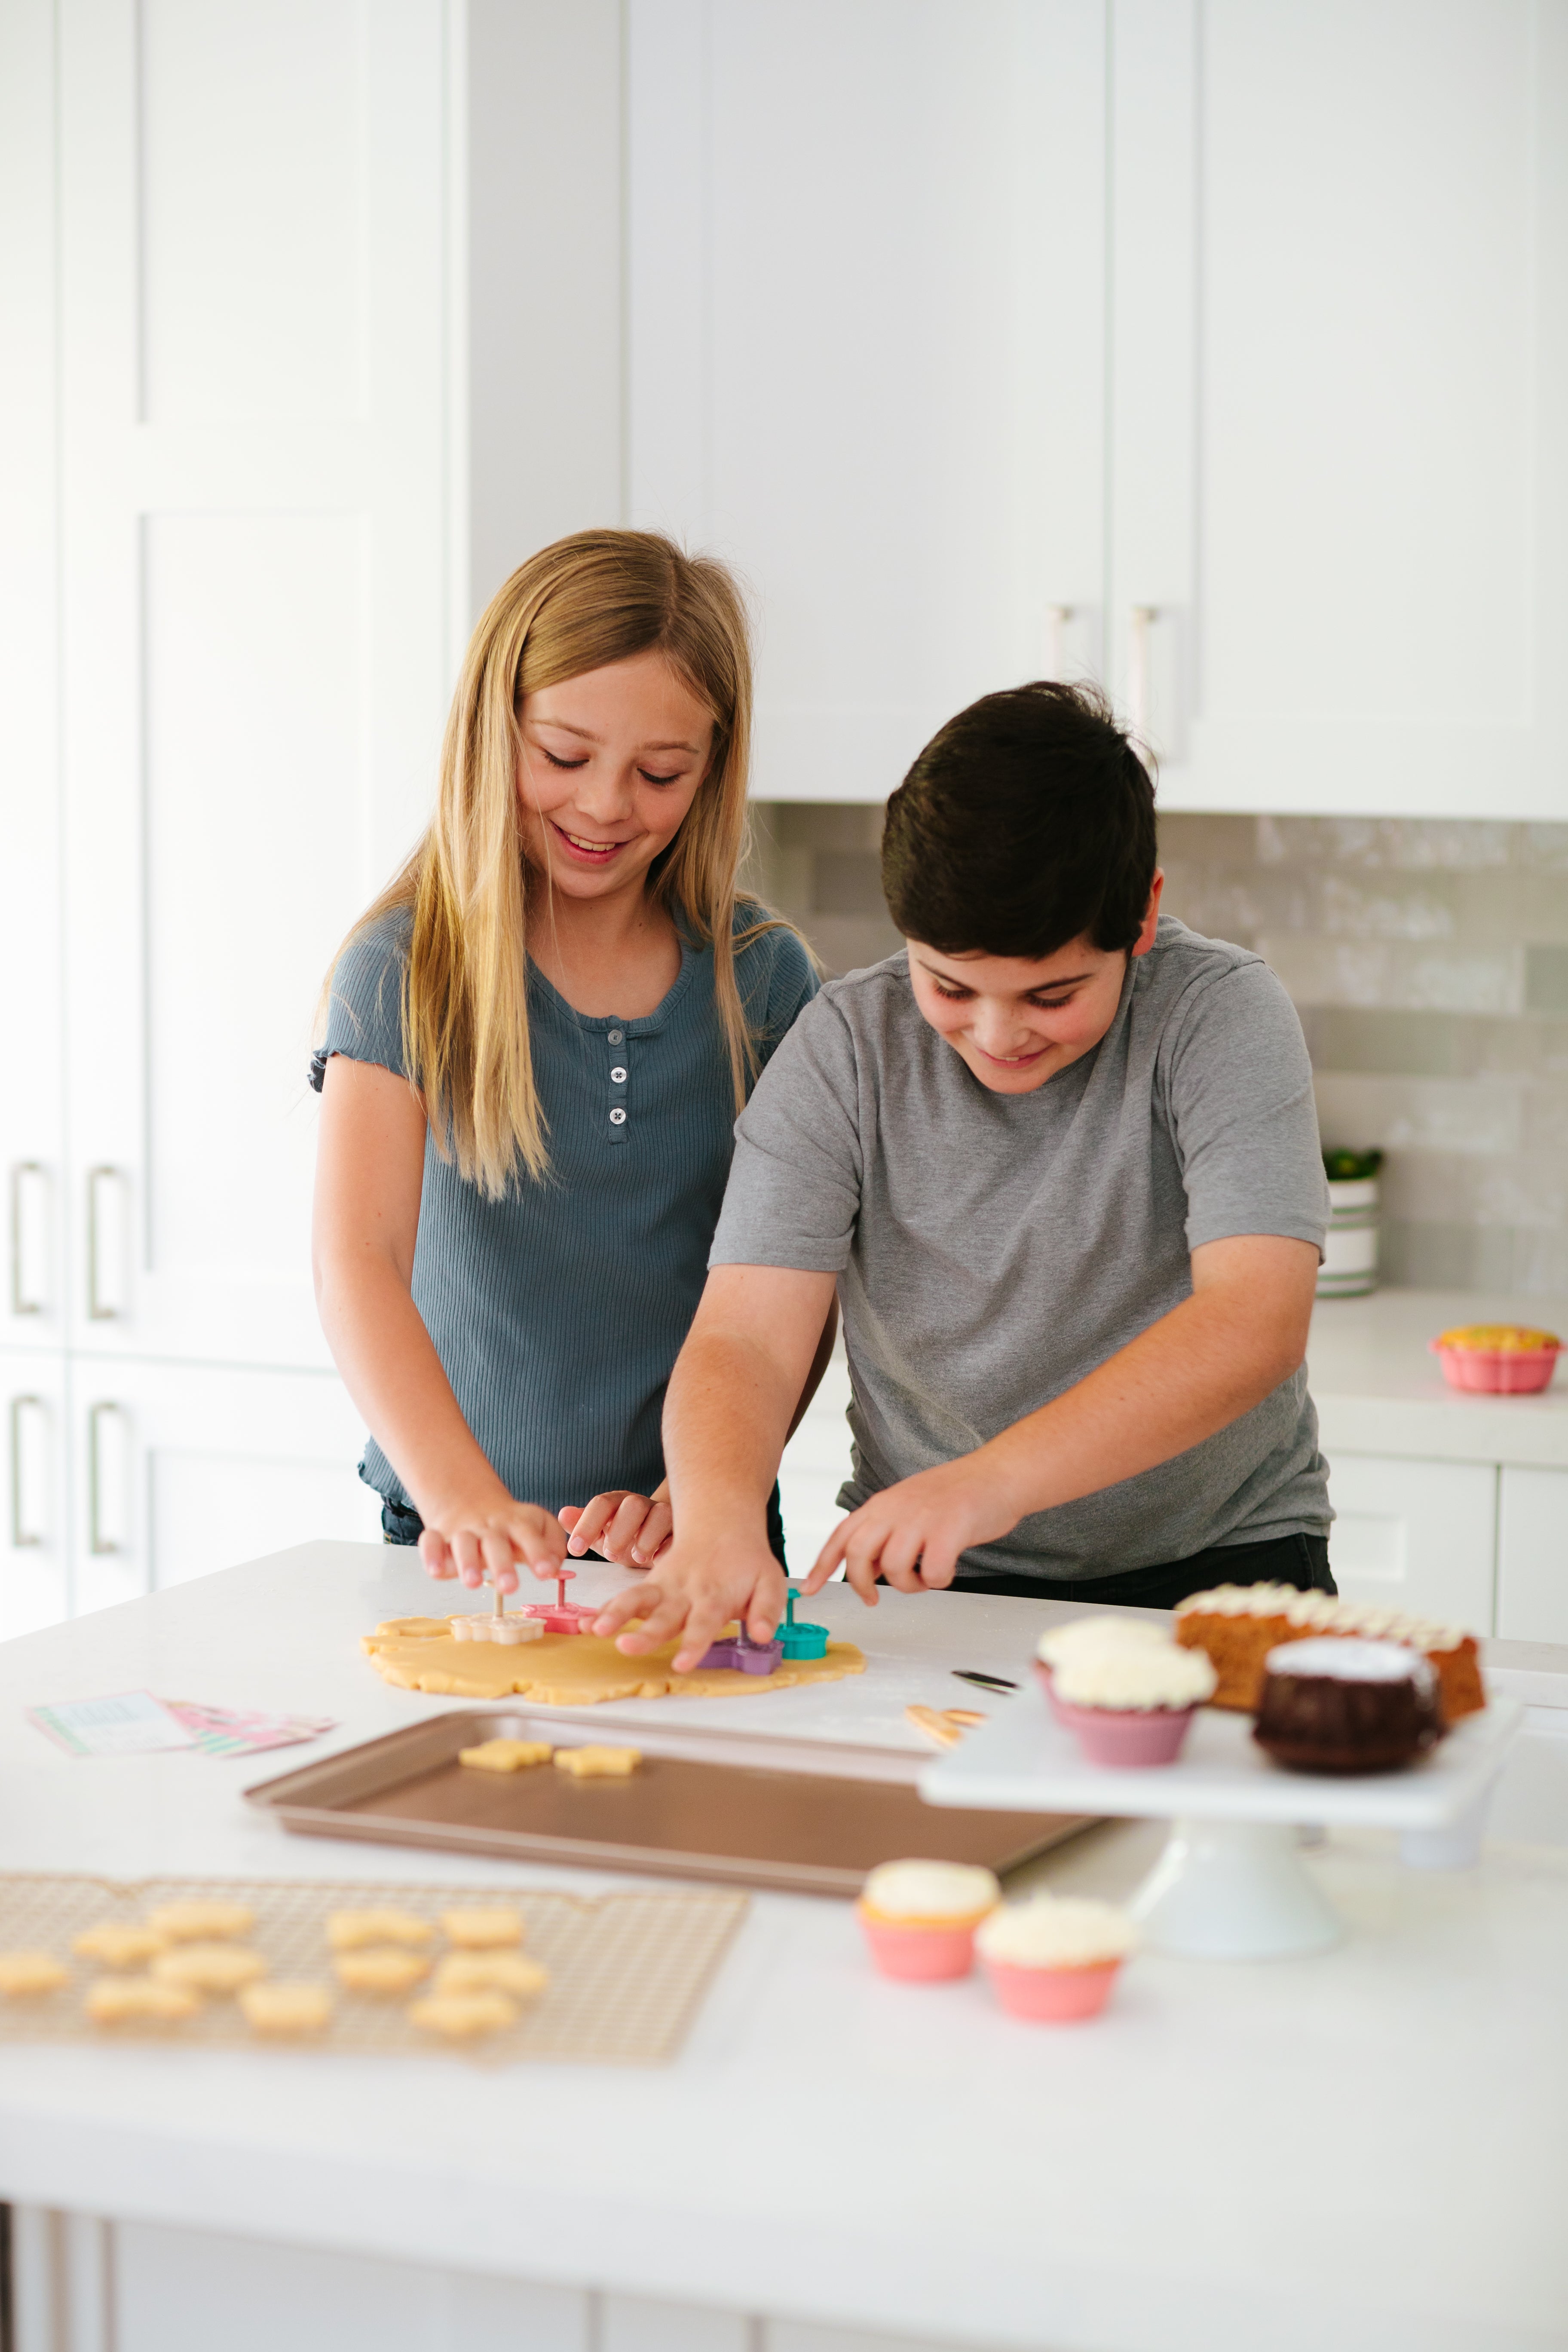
1253, 1637, 1442, 1776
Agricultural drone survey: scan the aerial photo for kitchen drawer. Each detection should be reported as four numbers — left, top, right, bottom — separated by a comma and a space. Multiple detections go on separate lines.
1497, 1466, 1568, 1645
1324, 1455, 1497, 1632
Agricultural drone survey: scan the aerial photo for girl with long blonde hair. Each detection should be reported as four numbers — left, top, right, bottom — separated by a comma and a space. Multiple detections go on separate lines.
311, 530, 826, 1597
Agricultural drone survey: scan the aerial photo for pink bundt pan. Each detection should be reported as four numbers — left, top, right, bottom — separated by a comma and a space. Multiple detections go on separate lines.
1430, 1339, 1559, 1394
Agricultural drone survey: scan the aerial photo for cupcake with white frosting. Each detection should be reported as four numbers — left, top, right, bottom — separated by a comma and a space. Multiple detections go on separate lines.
1048, 1640, 1217, 1767
1035, 1614, 1171, 1672
976, 1895, 1136, 2022
856, 1859, 1000, 1981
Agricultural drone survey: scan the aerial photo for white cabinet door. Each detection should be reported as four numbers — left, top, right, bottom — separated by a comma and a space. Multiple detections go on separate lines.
629, 0, 1109, 803
0, 3, 68, 1353
69, 1358, 381, 1617
1325, 1454, 1497, 1630
57, 0, 449, 1370
1116, 0, 1568, 820
0, 1351, 71, 1637
1497, 1466, 1568, 1645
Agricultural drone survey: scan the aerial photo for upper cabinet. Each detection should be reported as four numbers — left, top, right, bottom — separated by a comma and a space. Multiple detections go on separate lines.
628, 0, 1110, 802
54, 0, 451, 1368
630, 0, 1568, 818
1118, 0, 1568, 820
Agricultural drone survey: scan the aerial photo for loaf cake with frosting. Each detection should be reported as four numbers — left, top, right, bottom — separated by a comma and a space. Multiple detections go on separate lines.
1173, 1584, 1484, 1723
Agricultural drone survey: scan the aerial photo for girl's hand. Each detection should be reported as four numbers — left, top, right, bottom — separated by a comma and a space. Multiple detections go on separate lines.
559, 1490, 674, 1567
802, 1460, 1017, 1604
417, 1500, 568, 1596
592, 1534, 786, 1675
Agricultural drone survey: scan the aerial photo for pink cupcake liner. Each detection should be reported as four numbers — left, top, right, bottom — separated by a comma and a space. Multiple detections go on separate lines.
983, 1956, 1122, 2022
1050, 1694, 1196, 1768
1430, 1340, 1559, 1395
857, 1909, 980, 1981
1032, 1660, 1066, 1722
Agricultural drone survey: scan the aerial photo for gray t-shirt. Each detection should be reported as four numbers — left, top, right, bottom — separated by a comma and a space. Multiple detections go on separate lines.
710, 916, 1331, 1582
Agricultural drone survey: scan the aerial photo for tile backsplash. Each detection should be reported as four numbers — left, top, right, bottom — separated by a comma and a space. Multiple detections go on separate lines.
747, 804, 1568, 1297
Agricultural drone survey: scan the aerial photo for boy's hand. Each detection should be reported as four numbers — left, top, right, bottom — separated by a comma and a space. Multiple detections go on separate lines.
417, 1499, 568, 1596
559, 1489, 674, 1567
802, 1458, 1017, 1602
592, 1532, 786, 1674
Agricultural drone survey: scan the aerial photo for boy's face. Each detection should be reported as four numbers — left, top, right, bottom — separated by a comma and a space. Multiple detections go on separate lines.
905, 875, 1164, 1096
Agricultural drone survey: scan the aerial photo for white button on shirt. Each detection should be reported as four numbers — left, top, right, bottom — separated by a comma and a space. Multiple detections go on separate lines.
610, 1066, 627, 1084
609, 1107, 627, 1126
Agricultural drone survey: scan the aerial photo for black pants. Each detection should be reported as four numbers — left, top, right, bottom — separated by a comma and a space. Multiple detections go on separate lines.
948, 1529, 1334, 1611
380, 1484, 791, 1571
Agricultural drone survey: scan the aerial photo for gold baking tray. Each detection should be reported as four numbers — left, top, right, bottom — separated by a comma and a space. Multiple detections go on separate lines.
244, 1709, 1093, 1897
0, 1870, 744, 2067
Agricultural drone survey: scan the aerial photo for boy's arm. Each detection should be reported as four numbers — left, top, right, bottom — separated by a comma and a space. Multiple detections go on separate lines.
803, 1234, 1319, 1599
592, 1265, 838, 1670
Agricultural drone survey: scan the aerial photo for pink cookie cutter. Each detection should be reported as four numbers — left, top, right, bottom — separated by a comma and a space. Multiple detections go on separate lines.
517, 1569, 599, 1636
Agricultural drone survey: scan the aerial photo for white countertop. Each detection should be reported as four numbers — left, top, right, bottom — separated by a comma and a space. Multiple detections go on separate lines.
1308, 1288, 1568, 1466
0, 1542, 1565, 2352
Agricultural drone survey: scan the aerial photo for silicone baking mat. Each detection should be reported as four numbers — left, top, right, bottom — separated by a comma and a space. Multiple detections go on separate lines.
0, 1871, 747, 2067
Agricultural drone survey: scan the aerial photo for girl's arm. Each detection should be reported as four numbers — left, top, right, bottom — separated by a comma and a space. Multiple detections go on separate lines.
312, 1054, 566, 1595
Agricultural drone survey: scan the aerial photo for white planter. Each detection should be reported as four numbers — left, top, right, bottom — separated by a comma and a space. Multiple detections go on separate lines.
1318, 1177, 1381, 1298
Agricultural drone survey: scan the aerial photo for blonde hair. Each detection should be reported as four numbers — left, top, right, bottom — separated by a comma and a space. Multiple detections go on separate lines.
334, 529, 781, 1197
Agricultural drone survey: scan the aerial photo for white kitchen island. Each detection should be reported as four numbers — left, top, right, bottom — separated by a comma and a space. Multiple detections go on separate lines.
0, 1541, 1565, 2352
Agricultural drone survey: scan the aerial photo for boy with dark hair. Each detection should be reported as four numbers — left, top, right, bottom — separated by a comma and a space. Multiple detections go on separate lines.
597, 681, 1333, 1668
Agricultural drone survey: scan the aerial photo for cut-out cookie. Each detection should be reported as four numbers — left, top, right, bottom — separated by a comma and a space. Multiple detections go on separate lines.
87, 1977, 200, 2025
334, 1947, 432, 1995
440, 1907, 524, 1947
0, 1951, 69, 1996
433, 1951, 548, 2000
555, 1745, 641, 1778
240, 1983, 333, 2036
146, 1900, 254, 1942
152, 1943, 268, 1994
72, 1924, 167, 1969
327, 1908, 435, 1951
408, 1991, 517, 2039
456, 1739, 553, 1773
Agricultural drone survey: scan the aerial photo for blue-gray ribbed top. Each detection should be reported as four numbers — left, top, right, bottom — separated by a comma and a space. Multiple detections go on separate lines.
324, 904, 817, 1515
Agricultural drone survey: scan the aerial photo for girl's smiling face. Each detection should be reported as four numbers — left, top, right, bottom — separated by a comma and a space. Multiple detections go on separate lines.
517, 649, 714, 898
906, 876, 1164, 1095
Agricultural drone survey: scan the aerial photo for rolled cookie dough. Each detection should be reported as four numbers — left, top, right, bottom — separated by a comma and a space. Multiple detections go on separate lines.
364, 1620, 867, 1706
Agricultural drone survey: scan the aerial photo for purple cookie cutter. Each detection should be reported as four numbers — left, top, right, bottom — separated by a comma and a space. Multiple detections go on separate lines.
696, 1626, 784, 1675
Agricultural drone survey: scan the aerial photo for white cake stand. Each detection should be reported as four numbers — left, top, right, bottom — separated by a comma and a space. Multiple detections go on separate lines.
919, 1691, 1523, 1960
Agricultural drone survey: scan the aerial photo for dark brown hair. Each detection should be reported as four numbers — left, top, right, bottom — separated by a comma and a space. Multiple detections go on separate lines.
881, 679, 1157, 957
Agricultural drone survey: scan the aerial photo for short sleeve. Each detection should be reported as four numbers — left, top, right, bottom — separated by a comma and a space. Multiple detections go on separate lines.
710, 991, 862, 1273
323, 908, 413, 1081
732, 908, 819, 1081
1162, 960, 1329, 1256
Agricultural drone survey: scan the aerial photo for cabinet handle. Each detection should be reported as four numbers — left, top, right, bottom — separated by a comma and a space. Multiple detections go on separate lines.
1127, 604, 1158, 759
86, 1166, 127, 1320
9, 1396, 46, 1549
1044, 604, 1073, 681
9, 1162, 48, 1316
87, 1400, 129, 1555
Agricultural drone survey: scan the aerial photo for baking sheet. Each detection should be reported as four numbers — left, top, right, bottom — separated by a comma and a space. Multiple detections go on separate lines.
245, 1709, 1093, 1896
0, 1870, 745, 2067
